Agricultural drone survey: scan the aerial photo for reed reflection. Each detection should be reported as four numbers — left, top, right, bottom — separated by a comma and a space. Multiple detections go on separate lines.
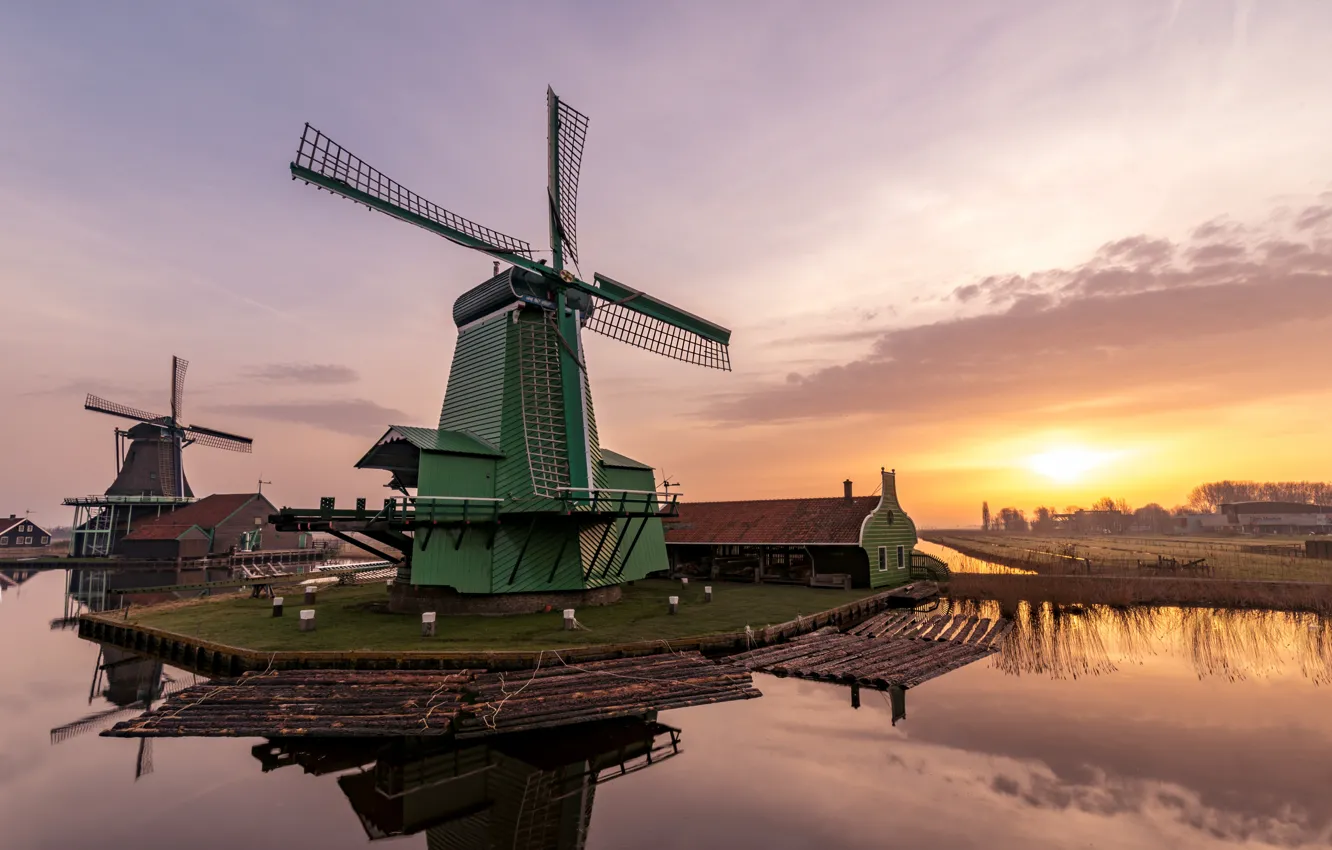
952, 599, 1332, 683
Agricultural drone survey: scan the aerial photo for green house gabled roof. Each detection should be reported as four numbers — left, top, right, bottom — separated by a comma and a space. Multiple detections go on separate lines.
385, 426, 504, 457
599, 448, 653, 470
355, 426, 504, 489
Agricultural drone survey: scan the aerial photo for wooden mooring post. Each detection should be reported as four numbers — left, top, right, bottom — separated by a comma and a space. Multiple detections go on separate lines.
299, 609, 315, 632
704, 586, 713, 603
272, 597, 284, 617
669, 596, 679, 615
304, 586, 316, 605
421, 611, 436, 637
563, 609, 576, 630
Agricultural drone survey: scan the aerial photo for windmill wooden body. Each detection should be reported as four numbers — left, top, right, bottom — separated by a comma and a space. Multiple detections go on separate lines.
66, 356, 254, 557
276, 89, 731, 607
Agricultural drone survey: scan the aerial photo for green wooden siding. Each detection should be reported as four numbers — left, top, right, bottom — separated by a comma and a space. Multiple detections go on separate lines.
859, 471, 918, 589
438, 313, 509, 446
602, 464, 666, 581
411, 453, 498, 590
417, 454, 496, 499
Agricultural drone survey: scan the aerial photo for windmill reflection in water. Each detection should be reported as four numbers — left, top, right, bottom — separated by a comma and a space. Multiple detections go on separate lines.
251, 716, 681, 849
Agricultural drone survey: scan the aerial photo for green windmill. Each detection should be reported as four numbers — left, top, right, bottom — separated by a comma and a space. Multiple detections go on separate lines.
277, 89, 731, 609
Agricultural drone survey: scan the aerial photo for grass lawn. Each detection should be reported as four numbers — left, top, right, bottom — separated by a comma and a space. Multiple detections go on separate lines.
126, 579, 879, 653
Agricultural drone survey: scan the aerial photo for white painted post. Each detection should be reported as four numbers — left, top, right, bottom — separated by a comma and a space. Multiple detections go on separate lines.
299, 608, 315, 632
304, 585, 316, 605
668, 595, 679, 615
422, 611, 437, 637
704, 586, 713, 603
563, 608, 576, 630
680, 576, 689, 587
272, 596, 284, 617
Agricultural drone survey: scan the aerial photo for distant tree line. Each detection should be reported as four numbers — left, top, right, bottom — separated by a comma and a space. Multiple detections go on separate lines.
1184, 481, 1332, 511
981, 480, 1332, 535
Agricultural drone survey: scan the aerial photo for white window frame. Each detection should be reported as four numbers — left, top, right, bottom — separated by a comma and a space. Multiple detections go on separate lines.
877, 545, 887, 571
897, 545, 906, 570
41, 536, 49, 545
0, 537, 8, 546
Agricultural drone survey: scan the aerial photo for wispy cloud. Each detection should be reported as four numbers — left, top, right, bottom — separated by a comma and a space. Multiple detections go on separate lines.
708, 194, 1332, 426
206, 399, 406, 437
242, 363, 359, 385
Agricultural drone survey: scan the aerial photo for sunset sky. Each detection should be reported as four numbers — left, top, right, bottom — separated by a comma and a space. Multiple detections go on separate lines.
4, 0, 1331, 528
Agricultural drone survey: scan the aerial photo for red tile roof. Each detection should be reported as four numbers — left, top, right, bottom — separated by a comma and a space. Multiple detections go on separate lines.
663, 496, 880, 546
123, 523, 206, 541
123, 493, 269, 540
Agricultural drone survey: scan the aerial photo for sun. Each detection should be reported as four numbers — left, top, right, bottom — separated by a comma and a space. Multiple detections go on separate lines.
1026, 447, 1109, 483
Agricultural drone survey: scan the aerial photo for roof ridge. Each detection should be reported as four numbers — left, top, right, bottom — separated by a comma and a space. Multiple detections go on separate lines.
677, 495, 879, 505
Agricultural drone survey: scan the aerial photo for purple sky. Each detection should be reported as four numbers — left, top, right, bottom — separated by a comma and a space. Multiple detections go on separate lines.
4, 0, 1332, 526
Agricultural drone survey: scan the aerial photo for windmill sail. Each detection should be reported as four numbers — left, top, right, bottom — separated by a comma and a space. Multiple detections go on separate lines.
184, 424, 253, 453
85, 395, 166, 425
291, 124, 535, 260
171, 356, 188, 422
582, 274, 732, 370
548, 88, 589, 265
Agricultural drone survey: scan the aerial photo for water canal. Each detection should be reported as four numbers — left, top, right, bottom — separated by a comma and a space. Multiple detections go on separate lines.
2, 554, 1330, 849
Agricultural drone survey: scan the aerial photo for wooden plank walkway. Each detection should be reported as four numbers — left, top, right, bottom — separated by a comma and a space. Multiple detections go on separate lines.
101, 651, 760, 739
727, 613, 1011, 690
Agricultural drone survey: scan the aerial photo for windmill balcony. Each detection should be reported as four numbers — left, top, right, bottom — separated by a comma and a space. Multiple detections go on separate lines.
557, 488, 682, 518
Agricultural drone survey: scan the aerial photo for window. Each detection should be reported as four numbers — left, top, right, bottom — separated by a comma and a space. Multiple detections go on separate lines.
41, 536, 49, 544
877, 546, 887, 571
897, 545, 906, 569
0, 536, 7, 545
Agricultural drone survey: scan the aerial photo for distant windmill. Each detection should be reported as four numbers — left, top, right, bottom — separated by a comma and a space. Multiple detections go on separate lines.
85, 356, 253, 498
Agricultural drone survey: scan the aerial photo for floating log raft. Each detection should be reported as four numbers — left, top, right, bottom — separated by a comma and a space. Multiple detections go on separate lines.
102, 651, 760, 739
728, 613, 1011, 690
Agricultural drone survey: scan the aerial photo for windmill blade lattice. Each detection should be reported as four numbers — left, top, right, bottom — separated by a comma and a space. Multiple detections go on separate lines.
171, 356, 188, 422
292, 125, 535, 259
548, 89, 589, 265
85, 394, 166, 425
583, 277, 732, 371
185, 425, 253, 453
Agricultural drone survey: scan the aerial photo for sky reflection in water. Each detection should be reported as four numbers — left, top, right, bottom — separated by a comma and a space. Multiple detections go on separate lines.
1, 568, 1330, 849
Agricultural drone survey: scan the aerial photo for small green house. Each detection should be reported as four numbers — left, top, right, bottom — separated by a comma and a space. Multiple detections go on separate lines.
663, 469, 923, 589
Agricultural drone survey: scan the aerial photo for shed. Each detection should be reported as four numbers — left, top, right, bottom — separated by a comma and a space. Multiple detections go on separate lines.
119, 493, 301, 559
663, 469, 917, 589
117, 523, 211, 560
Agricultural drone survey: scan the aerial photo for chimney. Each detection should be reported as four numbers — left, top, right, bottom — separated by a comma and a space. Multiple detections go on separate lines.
843, 480, 853, 502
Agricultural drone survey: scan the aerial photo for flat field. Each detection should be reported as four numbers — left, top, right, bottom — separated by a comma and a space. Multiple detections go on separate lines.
124, 579, 878, 653
922, 531, 1331, 583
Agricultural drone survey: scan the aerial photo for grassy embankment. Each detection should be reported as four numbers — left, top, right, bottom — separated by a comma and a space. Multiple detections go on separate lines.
124, 578, 879, 653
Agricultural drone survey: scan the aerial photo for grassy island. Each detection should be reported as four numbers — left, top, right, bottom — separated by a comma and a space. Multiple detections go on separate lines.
121, 579, 881, 653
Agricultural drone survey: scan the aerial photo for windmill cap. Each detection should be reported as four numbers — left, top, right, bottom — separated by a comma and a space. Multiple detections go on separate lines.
453, 267, 555, 328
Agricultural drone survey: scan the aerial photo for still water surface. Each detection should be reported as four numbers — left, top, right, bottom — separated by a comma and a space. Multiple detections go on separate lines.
2, 558, 1330, 849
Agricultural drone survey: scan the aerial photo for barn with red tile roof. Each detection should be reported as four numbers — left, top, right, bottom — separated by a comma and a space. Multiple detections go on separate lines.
118, 493, 303, 559
662, 469, 919, 589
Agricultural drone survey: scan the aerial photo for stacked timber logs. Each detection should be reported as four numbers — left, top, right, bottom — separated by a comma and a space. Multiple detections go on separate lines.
726, 613, 1012, 691
456, 652, 760, 737
102, 652, 760, 739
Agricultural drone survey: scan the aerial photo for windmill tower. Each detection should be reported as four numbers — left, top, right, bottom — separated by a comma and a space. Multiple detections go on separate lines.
280, 88, 731, 606
66, 356, 254, 557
